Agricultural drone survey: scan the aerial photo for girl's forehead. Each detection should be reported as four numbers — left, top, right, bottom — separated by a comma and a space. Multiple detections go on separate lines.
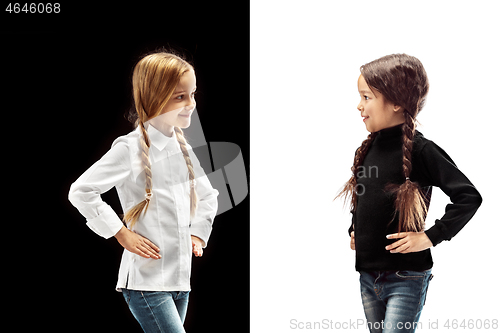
357, 75, 368, 88
357, 75, 373, 94
180, 69, 196, 85
174, 70, 196, 92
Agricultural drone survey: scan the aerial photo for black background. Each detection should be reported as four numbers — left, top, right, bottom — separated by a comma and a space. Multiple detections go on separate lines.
2, 3, 249, 332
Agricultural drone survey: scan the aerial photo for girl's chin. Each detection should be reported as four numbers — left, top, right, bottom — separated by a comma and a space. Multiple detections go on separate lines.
177, 120, 191, 129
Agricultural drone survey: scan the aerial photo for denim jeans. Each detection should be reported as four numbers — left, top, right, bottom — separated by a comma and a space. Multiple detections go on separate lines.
122, 289, 190, 333
359, 270, 433, 333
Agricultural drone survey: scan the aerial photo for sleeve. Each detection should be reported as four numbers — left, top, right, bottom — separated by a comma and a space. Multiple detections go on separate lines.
68, 138, 131, 239
188, 148, 219, 248
418, 141, 482, 246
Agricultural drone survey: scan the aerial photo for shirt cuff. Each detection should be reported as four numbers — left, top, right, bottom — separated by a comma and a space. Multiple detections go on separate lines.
424, 223, 445, 247
86, 204, 124, 239
190, 219, 212, 248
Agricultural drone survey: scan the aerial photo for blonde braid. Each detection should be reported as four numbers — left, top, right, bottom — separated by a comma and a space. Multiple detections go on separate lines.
139, 121, 153, 191
174, 126, 198, 217
123, 119, 153, 227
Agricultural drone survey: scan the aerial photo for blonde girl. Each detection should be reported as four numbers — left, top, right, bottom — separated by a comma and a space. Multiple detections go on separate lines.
69, 51, 218, 333
337, 54, 482, 333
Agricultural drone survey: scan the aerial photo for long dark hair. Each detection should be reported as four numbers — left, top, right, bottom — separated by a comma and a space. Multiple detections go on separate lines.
336, 53, 430, 233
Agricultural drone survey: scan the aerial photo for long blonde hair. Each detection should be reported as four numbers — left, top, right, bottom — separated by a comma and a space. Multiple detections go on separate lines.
124, 51, 198, 227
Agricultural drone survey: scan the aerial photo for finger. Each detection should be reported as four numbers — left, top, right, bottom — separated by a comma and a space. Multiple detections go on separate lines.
386, 232, 408, 239
141, 238, 161, 258
193, 245, 203, 257
391, 244, 411, 254
386, 242, 396, 251
134, 247, 151, 259
387, 239, 410, 253
139, 243, 161, 259
385, 237, 408, 251
143, 238, 160, 253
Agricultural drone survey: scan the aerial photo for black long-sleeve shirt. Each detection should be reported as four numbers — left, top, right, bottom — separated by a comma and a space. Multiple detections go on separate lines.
349, 124, 482, 272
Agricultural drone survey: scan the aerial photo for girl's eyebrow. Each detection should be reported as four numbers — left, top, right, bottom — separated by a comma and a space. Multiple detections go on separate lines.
173, 87, 197, 95
359, 90, 373, 95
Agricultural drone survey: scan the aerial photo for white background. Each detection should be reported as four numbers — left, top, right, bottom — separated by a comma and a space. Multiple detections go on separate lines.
251, 1, 499, 332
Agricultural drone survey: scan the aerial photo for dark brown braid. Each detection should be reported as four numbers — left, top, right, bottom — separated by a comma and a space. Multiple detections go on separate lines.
385, 111, 428, 233
335, 132, 378, 211
401, 112, 415, 178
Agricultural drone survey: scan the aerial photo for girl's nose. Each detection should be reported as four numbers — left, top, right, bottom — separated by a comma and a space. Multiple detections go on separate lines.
357, 102, 363, 112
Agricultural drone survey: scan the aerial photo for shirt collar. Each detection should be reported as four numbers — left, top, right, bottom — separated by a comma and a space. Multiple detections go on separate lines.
146, 124, 176, 151
372, 123, 404, 146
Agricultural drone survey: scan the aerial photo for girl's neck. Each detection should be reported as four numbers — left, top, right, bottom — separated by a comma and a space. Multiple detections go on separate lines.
147, 117, 175, 137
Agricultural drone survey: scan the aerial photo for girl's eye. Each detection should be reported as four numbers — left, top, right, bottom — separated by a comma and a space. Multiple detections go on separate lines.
364, 95, 369, 100
175, 91, 196, 101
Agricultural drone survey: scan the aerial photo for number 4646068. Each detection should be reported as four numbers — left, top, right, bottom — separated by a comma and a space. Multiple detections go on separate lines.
6, 3, 61, 13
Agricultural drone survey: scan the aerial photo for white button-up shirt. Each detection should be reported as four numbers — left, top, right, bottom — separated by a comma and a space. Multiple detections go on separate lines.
68, 124, 218, 292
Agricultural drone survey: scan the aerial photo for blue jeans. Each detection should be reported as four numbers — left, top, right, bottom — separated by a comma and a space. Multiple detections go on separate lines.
122, 289, 189, 333
359, 270, 433, 333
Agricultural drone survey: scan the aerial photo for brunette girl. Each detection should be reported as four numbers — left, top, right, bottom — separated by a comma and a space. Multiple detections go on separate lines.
336, 54, 482, 333
69, 51, 218, 333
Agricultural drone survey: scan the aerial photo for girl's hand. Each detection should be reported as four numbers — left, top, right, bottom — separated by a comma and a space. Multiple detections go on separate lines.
191, 235, 204, 257
114, 226, 161, 259
385, 231, 433, 254
350, 231, 356, 250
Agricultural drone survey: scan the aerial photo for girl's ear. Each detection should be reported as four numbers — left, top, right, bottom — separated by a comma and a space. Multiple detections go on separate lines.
393, 105, 404, 113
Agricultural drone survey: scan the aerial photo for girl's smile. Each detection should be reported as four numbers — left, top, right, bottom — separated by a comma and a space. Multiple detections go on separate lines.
178, 110, 193, 118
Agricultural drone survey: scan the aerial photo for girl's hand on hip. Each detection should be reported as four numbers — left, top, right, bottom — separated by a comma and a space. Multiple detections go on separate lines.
114, 226, 161, 259
191, 235, 204, 257
385, 231, 433, 254
350, 231, 356, 250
